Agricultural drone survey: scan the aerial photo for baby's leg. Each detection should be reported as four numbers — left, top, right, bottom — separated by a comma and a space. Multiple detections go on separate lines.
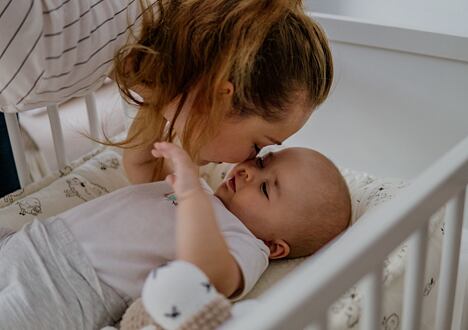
0, 218, 129, 329
0, 221, 72, 329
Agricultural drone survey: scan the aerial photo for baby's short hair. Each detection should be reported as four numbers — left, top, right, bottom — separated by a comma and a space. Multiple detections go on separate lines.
287, 151, 351, 259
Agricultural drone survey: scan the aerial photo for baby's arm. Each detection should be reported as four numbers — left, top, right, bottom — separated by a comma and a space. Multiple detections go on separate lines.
152, 142, 242, 297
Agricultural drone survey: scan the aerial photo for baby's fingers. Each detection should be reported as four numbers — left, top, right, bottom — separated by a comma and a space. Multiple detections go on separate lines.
153, 142, 193, 167
151, 148, 164, 158
165, 173, 176, 187
153, 142, 182, 157
153, 142, 199, 191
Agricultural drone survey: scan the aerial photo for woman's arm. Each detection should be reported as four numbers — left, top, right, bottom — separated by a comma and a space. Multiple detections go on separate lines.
122, 119, 173, 184
151, 142, 242, 297
123, 142, 170, 184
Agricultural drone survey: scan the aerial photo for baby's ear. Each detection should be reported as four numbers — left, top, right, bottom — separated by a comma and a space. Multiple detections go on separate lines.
265, 239, 290, 260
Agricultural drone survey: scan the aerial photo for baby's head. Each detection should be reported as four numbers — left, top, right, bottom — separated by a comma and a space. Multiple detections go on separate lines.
215, 147, 351, 259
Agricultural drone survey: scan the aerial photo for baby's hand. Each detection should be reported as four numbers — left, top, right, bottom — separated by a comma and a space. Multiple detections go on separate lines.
151, 142, 202, 199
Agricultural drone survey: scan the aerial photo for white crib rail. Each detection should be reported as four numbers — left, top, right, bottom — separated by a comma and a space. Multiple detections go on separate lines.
4, 112, 31, 187
402, 224, 428, 329
436, 192, 466, 330
4, 93, 101, 188
47, 104, 68, 170
223, 135, 468, 330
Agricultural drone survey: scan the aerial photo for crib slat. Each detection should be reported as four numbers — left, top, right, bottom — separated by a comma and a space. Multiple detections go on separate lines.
435, 189, 466, 330
361, 264, 383, 330
461, 284, 468, 330
47, 104, 68, 169
85, 93, 101, 140
402, 224, 429, 330
4, 113, 32, 187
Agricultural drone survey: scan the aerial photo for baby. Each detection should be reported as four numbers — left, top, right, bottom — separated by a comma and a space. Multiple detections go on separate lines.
0, 143, 351, 330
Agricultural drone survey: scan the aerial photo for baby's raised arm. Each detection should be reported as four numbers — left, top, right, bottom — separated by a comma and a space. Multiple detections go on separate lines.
151, 142, 242, 297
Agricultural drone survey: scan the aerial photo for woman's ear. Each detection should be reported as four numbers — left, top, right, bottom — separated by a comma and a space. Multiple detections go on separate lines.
219, 81, 234, 96
265, 239, 290, 260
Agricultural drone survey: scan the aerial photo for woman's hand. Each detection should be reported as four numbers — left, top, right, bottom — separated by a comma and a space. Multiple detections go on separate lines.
151, 142, 202, 199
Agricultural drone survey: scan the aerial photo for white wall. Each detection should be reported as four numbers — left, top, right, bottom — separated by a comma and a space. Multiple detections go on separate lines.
284, 5, 468, 180
286, 8, 468, 229
286, 40, 468, 180
305, 0, 468, 37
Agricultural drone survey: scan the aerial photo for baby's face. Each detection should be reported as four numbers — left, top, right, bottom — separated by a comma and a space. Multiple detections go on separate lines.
215, 148, 314, 243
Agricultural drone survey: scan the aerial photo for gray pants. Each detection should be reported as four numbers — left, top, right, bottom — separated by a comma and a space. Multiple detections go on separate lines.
0, 217, 131, 330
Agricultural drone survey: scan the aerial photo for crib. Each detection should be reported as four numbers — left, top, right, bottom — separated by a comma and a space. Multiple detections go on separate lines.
2, 10, 468, 330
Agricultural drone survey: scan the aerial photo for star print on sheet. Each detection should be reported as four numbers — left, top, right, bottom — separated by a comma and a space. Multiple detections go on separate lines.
164, 192, 178, 206
201, 282, 212, 292
164, 306, 181, 318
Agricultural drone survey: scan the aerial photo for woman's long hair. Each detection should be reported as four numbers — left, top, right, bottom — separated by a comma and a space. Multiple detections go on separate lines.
110, 0, 333, 177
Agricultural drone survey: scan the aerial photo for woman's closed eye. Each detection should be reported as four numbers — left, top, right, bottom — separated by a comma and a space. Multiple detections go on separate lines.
254, 144, 261, 154
256, 152, 273, 169
248, 144, 261, 160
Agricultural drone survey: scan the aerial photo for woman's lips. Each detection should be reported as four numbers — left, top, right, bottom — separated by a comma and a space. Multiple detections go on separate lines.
227, 176, 236, 192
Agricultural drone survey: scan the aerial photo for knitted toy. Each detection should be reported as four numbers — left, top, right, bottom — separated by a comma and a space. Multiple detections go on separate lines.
109, 261, 235, 330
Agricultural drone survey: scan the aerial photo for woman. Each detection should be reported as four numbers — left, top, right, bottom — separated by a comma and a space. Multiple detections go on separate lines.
0, 0, 333, 193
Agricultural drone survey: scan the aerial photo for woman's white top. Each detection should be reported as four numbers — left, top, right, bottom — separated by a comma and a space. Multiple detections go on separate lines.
61, 180, 270, 300
0, 0, 142, 113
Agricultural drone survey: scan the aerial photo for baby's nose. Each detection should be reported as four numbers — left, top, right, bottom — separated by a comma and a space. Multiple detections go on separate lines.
238, 167, 255, 183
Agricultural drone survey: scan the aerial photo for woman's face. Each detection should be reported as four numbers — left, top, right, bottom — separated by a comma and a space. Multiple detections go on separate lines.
161, 85, 311, 165
197, 110, 310, 164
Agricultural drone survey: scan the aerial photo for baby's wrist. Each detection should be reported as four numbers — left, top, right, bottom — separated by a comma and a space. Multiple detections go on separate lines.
176, 186, 206, 202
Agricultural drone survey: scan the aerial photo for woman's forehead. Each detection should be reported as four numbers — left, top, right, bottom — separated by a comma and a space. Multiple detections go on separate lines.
266, 107, 310, 135
245, 111, 310, 142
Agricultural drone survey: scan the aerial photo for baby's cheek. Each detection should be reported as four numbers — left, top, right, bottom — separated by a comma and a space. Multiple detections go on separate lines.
229, 196, 263, 227
231, 194, 258, 214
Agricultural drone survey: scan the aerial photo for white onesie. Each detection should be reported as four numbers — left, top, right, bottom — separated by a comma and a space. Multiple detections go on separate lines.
60, 180, 269, 300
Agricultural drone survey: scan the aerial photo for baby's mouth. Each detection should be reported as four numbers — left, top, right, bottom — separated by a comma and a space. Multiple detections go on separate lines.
227, 176, 236, 192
